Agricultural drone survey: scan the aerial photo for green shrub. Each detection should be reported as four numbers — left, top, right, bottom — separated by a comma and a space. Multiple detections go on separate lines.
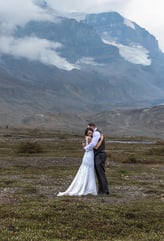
146, 147, 164, 156
126, 155, 138, 163
16, 141, 43, 154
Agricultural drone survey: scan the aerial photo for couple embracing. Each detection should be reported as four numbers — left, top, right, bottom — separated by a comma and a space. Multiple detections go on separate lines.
57, 123, 109, 196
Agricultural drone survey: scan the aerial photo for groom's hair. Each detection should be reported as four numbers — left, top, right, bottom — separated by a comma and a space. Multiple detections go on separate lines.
88, 122, 96, 128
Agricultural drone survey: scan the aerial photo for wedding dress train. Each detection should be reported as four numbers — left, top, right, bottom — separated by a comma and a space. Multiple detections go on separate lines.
57, 147, 97, 196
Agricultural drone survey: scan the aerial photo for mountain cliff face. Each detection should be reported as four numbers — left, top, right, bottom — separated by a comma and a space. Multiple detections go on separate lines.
84, 12, 159, 53
83, 12, 164, 90
0, 10, 164, 124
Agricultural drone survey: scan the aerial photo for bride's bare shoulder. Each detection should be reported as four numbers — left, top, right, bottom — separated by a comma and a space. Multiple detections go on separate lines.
87, 136, 92, 144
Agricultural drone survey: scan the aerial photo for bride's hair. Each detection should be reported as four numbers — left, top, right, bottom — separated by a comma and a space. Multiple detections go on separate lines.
85, 127, 93, 136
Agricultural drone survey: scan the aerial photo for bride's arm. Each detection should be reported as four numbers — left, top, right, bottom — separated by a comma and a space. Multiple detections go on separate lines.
94, 134, 104, 149
87, 136, 92, 144
82, 136, 92, 147
82, 137, 86, 147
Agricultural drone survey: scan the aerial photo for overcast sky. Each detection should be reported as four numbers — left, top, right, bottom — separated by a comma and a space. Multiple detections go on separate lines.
0, 0, 163, 53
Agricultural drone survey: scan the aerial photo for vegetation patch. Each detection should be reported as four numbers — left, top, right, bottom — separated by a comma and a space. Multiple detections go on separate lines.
15, 141, 43, 154
0, 128, 163, 240
145, 146, 164, 156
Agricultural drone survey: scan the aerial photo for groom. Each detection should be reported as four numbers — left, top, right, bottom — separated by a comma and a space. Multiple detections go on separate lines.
84, 123, 109, 195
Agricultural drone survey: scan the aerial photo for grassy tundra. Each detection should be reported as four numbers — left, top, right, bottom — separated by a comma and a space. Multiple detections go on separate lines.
0, 128, 163, 241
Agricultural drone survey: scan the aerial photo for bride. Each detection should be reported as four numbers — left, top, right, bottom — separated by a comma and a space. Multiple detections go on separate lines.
57, 128, 103, 197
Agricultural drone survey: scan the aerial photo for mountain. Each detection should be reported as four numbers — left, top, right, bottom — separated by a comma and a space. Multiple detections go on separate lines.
88, 105, 164, 139
4, 105, 163, 139
83, 12, 164, 89
0, 9, 164, 133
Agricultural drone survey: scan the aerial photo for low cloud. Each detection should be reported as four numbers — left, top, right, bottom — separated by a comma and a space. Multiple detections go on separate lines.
0, 0, 54, 34
0, 0, 76, 70
47, 0, 128, 13
0, 36, 75, 70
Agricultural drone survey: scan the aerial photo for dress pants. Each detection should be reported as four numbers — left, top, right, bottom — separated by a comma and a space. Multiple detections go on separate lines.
94, 152, 109, 194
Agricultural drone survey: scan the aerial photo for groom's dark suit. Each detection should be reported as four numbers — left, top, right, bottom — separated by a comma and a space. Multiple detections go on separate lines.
94, 129, 109, 195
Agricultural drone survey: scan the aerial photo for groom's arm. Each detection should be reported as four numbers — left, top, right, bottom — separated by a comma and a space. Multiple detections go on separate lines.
84, 131, 100, 152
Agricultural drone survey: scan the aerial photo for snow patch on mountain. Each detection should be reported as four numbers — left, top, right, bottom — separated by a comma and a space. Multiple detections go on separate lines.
123, 18, 135, 30
102, 39, 151, 65
76, 57, 104, 66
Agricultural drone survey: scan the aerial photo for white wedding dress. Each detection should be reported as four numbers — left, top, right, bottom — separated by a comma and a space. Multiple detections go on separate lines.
57, 137, 97, 196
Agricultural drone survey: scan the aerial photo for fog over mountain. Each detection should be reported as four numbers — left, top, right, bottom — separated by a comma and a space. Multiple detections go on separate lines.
0, 2, 164, 137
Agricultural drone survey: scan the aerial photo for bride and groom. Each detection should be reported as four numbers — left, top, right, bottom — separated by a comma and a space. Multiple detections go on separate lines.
57, 123, 109, 196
